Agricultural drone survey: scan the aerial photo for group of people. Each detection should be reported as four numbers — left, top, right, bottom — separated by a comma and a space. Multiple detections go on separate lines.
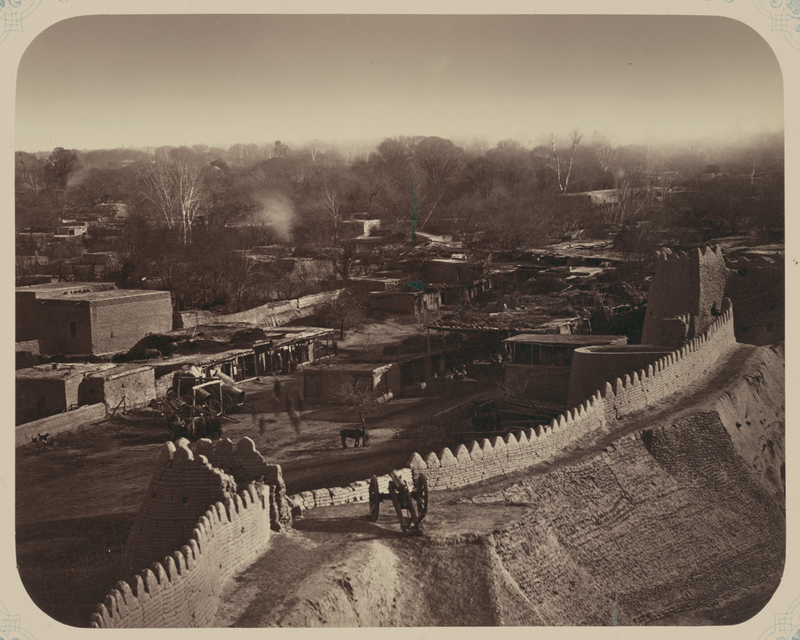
254, 377, 304, 438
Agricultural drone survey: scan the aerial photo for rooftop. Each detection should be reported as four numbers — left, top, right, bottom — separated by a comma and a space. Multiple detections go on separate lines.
16, 362, 117, 381
503, 334, 627, 346
305, 357, 394, 373
16, 282, 116, 298
35, 289, 171, 305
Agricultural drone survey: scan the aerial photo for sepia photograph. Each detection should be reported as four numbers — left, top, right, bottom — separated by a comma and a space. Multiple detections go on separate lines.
6, 5, 790, 635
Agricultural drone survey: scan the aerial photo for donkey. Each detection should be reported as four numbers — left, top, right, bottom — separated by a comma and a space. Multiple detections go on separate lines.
340, 427, 367, 448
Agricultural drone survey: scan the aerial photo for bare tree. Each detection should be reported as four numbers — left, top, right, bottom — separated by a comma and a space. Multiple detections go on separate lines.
332, 377, 378, 432
306, 139, 325, 163
139, 152, 206, 244
415, 136, 462, 230
600, 168, 649, 225
16, 153, 47, 202
323, 187, 342, 243
548, 128, 583, 193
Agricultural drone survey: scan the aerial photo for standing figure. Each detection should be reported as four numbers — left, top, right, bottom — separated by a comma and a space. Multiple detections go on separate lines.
286, 394, 302, 436
276, 350, 284, 375
273, 379, 283, 420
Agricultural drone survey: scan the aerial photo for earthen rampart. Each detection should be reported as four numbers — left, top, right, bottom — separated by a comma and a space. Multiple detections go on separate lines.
92, 437, 287, 628
93, 278, 740, 626
289, 299, 736, 508
410, 299, 735, 490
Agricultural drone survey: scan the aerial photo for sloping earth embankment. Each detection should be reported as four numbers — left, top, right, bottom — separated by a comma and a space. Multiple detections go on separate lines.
214, 344, 784, 627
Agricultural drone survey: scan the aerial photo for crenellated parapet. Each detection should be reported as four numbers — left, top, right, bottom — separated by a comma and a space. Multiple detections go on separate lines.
400, 298, 736, 491
93, 437, 286, 628
286, 301, 736, 510
190, 436, 291, 530
92, 477, 272, 628
288, 469, 414, 512
190, 436, 285, 487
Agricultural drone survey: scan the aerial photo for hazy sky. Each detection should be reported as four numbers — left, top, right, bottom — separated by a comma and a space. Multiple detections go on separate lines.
15, 14, 784, 152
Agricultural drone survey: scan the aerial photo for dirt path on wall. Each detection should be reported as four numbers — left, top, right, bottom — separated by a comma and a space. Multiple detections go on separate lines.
214, 498, 537, 627
212, 342, 783, 627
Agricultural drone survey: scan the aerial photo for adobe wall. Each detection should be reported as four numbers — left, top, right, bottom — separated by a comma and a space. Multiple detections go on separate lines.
566, 345, 675, 410
283, 301, 737, 517
15, 377, 71, 425
79, 366, 157, 413
15, 340, 41, 354
289, 469, 414, 511
290, 295, 730, 501
504, 364, 572, 405
641, 246, 728, 346
20, 301, 93, 354
93, 437, 287, 628
369, 293, 417, 314
91, 293, 173, 354
409, 298, 735, 490
15, 403, 106, 447
180, 289, 344, 329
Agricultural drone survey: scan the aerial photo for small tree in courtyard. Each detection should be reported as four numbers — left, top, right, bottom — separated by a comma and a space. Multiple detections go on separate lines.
332, 377, 379, 437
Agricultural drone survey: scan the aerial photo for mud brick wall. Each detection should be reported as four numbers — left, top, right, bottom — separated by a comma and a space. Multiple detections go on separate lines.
192, 437, 292, 530
93, 437, 279, 628
642, 246, 728, 345
288, 303, 737, 507
123, 439, 240, 571
15, 402, 106, 447
181, 289, 344, 329
79, 366, 157, 413
23, 301, 93, 354
91, 292, 173, 354
154, 370, 177, 398
288, 469, 414, 512
407, 301, 736, 491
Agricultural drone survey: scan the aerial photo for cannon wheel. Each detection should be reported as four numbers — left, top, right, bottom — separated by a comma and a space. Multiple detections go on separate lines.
206, 398, 223, 416
414, 474, 429, 520
221, 392, 235, 415
388, 483, 408, 531
368, 475, 380, 521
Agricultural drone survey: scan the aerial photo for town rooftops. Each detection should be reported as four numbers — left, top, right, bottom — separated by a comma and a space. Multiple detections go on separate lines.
16, 282, 116, 299
150, 348, 256, 373
16, 362, 118, 381
257, 326, 335, 346
503, 334, 627, 346
305, 357, 394, 373
31, 289, 171, 306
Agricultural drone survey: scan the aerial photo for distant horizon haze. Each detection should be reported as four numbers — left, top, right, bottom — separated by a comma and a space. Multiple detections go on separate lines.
15, 14, 783, 154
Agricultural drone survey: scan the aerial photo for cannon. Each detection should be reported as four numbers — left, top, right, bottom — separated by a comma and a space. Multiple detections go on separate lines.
149, 379, 235, 441
368, 470, 429, 533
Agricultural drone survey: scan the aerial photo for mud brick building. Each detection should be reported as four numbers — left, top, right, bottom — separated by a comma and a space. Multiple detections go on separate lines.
503, 334, 628, 406
303, 360, 401, 403
642, 246, 729, 346
16, 282, 173, 355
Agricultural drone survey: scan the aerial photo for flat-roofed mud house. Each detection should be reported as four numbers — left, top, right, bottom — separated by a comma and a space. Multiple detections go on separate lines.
303, 360, 401, 403
16, 282, 173, 355
15, 362, 157, 425
368, 288, 442, 315
503, 334, 628, 406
